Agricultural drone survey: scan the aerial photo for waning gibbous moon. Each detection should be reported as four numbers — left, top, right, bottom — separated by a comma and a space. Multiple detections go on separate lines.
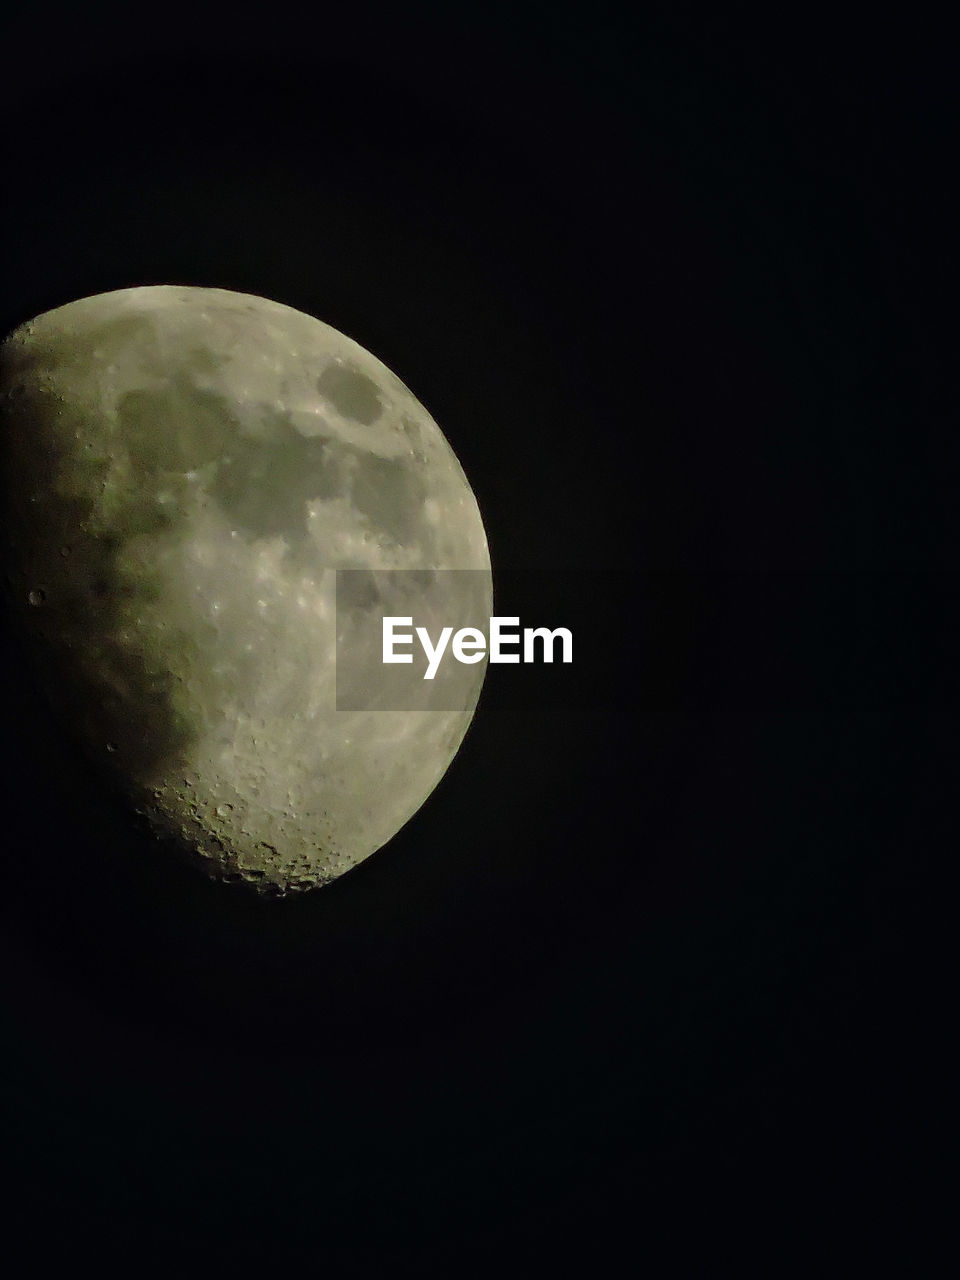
0, 286, 492, 895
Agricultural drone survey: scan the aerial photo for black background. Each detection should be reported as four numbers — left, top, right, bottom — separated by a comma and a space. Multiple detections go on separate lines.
0, 5, 950, 1269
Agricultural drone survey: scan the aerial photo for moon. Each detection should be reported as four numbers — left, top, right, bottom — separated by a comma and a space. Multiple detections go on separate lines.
0, 286, 492, 894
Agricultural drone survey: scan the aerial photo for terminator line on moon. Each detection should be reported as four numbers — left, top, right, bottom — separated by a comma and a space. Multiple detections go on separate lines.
0, 286, 492, 894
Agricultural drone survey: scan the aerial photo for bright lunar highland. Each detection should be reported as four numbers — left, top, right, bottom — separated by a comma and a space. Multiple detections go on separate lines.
0, 286, 492, 894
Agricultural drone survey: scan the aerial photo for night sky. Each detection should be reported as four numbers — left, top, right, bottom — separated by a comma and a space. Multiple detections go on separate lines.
0, 6, 949, 1269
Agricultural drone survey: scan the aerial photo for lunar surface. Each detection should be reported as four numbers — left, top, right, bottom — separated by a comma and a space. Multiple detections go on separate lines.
0, 286, 491, 894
